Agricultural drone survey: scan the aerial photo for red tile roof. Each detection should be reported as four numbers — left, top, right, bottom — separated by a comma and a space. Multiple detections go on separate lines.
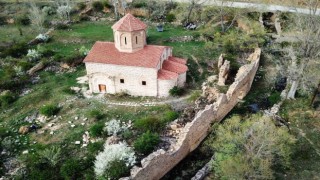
83, 42, 166, 68
162, 60, 188, 74
168, 56, 187, 65
112, 13, 147, 31
158, 69, 178, 80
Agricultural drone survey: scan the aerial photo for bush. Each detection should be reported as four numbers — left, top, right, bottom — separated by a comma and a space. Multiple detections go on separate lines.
163, 111, 179, 122
88, 109, 104, 120
55, 23, 69, 30
0, 15, 7, 25
166, 13, 176, 22
132, 2, 147, 8
0, 91, 16, 108
134, 117, 165, 132
77, 2, 87, 10
92, 1, 104, 11
103, 1, 113, 8
17, 60, 33, 71
104, 119, 127, 136
88, 141, 104, 155
134, 131, 160, 154
0, 42, 28, 58
16, 15, 31, 26
90, 123, 105, 137
169, 86, 184, 97
39, 104, 60, 117
60, 158, 85, 180
106, 160, 130, 179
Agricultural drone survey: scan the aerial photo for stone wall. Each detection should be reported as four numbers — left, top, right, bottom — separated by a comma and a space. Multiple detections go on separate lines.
121, 48, 261, 180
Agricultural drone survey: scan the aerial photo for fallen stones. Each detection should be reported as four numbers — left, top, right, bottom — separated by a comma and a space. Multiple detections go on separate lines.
217, 58, 230, 86
27, 61, 45, 75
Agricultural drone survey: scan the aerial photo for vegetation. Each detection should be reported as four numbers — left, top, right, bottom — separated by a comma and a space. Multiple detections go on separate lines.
169, 86, 185, 97
39, 104, 60, 117
134, 131, 160, 155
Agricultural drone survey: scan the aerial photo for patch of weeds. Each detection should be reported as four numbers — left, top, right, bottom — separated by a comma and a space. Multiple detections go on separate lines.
89, 122, 105, 138
39, 104, 60, 117
105, 160, 130, 179
268, 91, 281, 105
134, 131, 160, 155
88, 141, 104, 155
188, 90, 201, 102
169, 86, 185, 97
162, 111, 179, 123
134, 117, 165, 133
88, 109, 105, 121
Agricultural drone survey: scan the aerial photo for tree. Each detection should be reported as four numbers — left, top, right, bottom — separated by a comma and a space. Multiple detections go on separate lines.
283, 0, 320, 99
29, 2, 46, 33
186, 0, 209, 24
213, 0, 247, 32
56, 0, 75, 22
210, 115, 295, 179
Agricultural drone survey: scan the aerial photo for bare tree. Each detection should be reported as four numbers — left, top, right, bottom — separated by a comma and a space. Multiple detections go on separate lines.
29, 2, 46, 33
284, 0, 320, 99
186, 0, 209, 24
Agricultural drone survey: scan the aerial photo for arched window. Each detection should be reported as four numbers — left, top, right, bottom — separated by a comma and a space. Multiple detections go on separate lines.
136, 36, 138, 44
125, 37, 127, 45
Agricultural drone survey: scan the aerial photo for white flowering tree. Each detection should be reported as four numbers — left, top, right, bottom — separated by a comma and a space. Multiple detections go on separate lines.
94, 141, 136, 177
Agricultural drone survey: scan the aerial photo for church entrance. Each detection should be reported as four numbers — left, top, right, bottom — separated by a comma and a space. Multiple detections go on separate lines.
98, 84, 106, 93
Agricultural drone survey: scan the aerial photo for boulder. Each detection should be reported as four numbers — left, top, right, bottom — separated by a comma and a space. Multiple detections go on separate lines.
27, 62, 45, 75
19, 126, 29, 134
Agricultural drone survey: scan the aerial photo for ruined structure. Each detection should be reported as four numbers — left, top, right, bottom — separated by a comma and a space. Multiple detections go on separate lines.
120, 48, 261, 180
217, 54, 230, 86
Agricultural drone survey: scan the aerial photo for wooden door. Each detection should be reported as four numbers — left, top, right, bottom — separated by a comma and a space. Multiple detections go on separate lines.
98, 84, 106, 93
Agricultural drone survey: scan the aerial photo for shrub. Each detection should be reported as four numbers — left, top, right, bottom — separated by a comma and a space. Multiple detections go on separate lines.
42, 6, 56, 16
0, 91, 16, 108
60, 158, 85, 180
0, 15, 7, 25
166, 13, 176, 22
88, 141, 104, 155
94, 142, 136, 177
27, 49, 41, 61
134, 117, 164, 132
90, 123, 105, 138
0, 127, 9, 139
77, 2, 87, 10
169, 86, 184, 97
163, 111, 179, 122
17, 60, 33, 72
0, 42, 28, 58
39, 146, 61, 167
88, 109, 104, 120
132, 2, 147, 8
92, 1, 104, 12
104, 119, 127, 136
268, 91, 281, 105
39, 104, 60, 117
106, 160, 130, 179
16, 15, 31, 26
55, 23, 69, 30
103, 1, 112, 8
134, 131, 160, 154
79, 46, 90, 56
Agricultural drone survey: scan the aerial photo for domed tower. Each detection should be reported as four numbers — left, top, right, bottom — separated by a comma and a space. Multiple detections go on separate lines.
112, 14, 148, 53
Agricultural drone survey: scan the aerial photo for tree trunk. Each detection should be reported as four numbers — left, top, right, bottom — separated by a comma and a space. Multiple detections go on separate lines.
287, 80, 298, 99
186, 5, 194, 24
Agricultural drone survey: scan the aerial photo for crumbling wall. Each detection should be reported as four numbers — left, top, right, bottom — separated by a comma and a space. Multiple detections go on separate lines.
122, 48, 261, 180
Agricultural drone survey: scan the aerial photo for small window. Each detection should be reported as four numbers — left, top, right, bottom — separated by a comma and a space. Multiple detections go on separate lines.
120, 79, 124, 83
125, 37, 127, 45
136, 36, 138, 44
142, 81, 146, 85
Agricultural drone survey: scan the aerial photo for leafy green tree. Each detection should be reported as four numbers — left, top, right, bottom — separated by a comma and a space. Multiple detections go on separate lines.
211, 115, 295, 179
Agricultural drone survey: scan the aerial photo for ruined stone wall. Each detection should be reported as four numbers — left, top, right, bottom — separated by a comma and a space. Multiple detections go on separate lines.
122, 48, 261, 180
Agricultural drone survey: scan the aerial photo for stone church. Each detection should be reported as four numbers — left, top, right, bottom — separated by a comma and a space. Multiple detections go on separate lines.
84, 14, 188, 97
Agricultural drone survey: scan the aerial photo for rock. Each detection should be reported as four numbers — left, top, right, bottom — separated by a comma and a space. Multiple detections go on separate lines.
50, 131, 54, 135
75, 141, 81, 145
74, 116, 79, 120
71, 124, 75, 128
207, 75, 217, 83
60, 63, 70, 69
217, 60, 230, 86
22, 150, 29, 154
27, 61, 45, 75
170, 124, 178, 130
37, 115, 47, 123
48, 123, 55, 127
18, 126, 29, 135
